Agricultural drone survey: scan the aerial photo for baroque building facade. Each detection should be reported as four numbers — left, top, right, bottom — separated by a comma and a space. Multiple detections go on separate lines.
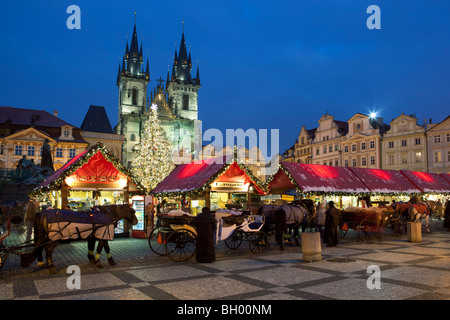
116, 21, 201, 168
426, 116, 450, 174
381, 113, 427, 172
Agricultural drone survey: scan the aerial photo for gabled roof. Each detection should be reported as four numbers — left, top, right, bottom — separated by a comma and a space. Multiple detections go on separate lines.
151, 154, 266, 196
80, 105, 114, 134
31, 142, 144, 195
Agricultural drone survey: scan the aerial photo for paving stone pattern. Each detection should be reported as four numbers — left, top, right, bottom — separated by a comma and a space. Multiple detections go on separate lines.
2, 221, 450, 300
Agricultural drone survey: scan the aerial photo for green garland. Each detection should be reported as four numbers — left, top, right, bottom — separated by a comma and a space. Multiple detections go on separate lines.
264, 162, 429, 197
29, 142, 145, 199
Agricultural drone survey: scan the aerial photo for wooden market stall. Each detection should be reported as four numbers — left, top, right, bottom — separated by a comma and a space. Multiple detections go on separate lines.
400, 170, 450, 200
151, 153, 266, 214
348, 167, 422, 205
30, 142, 145, 236
267, 162, 371, 208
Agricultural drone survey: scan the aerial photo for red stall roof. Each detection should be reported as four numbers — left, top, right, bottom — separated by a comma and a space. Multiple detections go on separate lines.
400, 170, 450, 194
440, 173, 450, 184
348, 167, 422, 195
33, 143, 143, 193
151, 155, 266, 196
269, 162, 371, 195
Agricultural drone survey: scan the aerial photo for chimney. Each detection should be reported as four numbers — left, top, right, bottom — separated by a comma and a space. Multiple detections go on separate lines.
53, 111, 59, 118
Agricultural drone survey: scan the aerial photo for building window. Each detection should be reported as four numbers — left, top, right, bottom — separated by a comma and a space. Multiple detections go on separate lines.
370, 141, 375, 149
132, 88, 138, 105
415, 152, 422, 163
401, 154, 408, 164
370, 156, 376, 165
434, 135, 441, 143
344, 146, 349, 153
27, 146, 35, 157
329, 145, 332, 152
434, 151, 441, 163
335, 160, 339, 166
388, 155, 394, 165
56, 148, 63, 158
352, 159, 357, 167
69, 148, 76, 158
344, 160, 349, 167
401, 140, 407, 147
361, 142, 366, 150
362, 157, 367, 166
448, 151, 450, 162
182, 94, 189, 110
415, 138, 421, 145
0, 145, 3, 155
388, 141, 394, 148
335, 144, 339, 151
15, 145, 22, 156
352, 144, 356, 152
447, 134, 450, 142
316, 148, 319, 155
323, 146, 327, 154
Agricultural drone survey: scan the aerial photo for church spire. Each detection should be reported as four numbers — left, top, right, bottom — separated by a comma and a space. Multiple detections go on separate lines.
122, 12, 146, 78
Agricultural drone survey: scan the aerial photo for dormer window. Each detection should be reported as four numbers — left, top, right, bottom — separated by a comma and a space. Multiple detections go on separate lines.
60, 125, 74, 141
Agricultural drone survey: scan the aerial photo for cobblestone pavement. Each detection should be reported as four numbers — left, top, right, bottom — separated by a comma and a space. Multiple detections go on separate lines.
2, 220, 450, 300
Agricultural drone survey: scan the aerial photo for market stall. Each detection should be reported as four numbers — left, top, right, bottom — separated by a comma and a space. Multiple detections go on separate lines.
399, 170, 450, 201
151, 153, 266, 214
30, 142, 145, 237
267, 162, 371, 208
348, 167, 422, 205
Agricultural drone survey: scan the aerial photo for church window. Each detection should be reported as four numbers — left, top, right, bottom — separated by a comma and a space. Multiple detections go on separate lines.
132, 88, 138, 105
183, 94, 189, 110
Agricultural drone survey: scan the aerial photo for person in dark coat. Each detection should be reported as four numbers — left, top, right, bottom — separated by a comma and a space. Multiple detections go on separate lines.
324, 201, 340, 247
444, 201, 450, 230
193, 207, 216, 263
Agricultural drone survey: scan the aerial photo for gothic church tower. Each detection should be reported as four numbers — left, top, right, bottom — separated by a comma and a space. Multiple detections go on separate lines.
116, 19, 150, 168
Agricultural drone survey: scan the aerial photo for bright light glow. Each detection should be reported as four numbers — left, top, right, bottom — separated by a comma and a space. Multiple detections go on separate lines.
369, 112, 378, 119
150, 103, 158, 111
65, 175, 77, 187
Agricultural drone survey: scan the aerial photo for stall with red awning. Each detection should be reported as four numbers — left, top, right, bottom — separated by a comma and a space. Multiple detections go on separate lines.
400, 170, 450, 195
348, 167, 422, 195
151, 153, 266, 213
31, 142, 144, 208
268, 162, 370, 195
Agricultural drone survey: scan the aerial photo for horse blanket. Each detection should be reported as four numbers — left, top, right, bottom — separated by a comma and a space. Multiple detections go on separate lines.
41, 209, 115, 241
278, 204, 306, 225
411, 202, 429, 216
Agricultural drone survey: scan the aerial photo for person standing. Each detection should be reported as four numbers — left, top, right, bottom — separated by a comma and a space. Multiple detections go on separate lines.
324, 201, 340, 247
315, 202, 326, 240
444, 201, 450, 230
436, 200, 443, 220
193, 207, 216, 263
24, 200, 39, 242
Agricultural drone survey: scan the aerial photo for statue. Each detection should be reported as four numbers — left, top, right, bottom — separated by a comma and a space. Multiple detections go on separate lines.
41, 138, 54, 171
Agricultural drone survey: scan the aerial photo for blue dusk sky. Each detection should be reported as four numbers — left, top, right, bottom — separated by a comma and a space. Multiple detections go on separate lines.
0, 0, 449, 154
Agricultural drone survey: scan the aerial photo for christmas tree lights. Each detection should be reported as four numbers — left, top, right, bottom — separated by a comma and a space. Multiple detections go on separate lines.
131, 104, 175, 193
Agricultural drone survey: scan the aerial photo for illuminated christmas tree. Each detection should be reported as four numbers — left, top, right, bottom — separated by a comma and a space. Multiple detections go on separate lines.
131, 104, 175, 192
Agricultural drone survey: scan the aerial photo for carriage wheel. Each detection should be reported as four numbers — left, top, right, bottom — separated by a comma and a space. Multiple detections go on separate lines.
248, 231, 268, 254
165, 229, 196, 262
357, 219, 372, 241
148, 226, 170, 256
225, 230, 243, 250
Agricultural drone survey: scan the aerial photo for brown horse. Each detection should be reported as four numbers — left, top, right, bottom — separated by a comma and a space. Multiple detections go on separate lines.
20, 204, 137, 273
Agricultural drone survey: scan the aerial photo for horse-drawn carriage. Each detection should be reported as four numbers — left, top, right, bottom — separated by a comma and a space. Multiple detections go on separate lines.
338, 206, 409, 241
148, 209, 269, 262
